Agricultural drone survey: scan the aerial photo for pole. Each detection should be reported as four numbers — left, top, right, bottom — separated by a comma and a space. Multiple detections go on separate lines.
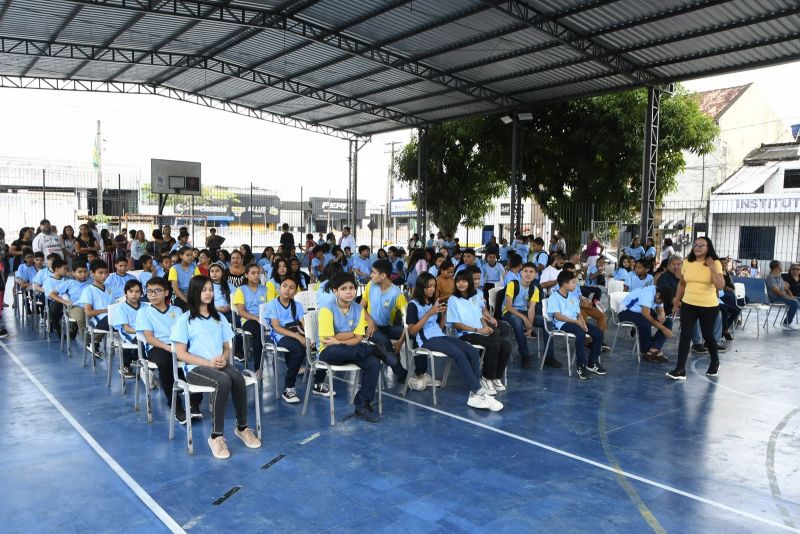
352, 141, 359, 241
510, 115, 518, 242
42, 169, 46, 219
300, 186, 304, 233
640, 87, 661, 242
249, 182, 254, 246
191, 195, 195, 246
327, 189, 331, 232
118, 173, 122, 232
96, 120, 104, 216
380, 206, 385, 249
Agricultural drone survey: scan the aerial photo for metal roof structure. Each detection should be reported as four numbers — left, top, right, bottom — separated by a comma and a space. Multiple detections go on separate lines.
0, 0, 798, 141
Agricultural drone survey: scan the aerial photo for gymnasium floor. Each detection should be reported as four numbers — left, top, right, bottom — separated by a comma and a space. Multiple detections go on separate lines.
2, 298, 799, 533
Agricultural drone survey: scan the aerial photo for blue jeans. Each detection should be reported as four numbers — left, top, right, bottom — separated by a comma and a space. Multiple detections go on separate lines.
770, 296, 798, 325
320, 343, 381, 407
415, 336, 481, 393
618, 309, 672, 352
692, 311, 722, 344
503, 312, 533, 360
558, 322, 604, 367
278, 336, 324, 389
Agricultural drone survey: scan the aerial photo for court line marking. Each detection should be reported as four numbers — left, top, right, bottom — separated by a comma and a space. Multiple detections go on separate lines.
690, 359, 799, 409
0, 341, 185, 534
380, 389, 800, 533
598, 397, 666, 534
766, 408, 800, 528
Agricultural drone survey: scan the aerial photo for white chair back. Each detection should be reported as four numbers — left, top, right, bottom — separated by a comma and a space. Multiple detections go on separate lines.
258, 302, 269, 343
608, 280, 625, 295
540, 297, 554, 334
734, 282, 746, 301
487, 285, 504, 315
303, 310, 319, 360
107, 302, 120, 330
295, 290, 317, 311
610, 291, 628, 314
129, 270, 143, 280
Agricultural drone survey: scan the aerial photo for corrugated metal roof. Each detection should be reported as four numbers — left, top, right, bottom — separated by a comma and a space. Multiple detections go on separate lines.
744, 142, 800, 164
713, 162, 780, 194
0, 0, 797, 138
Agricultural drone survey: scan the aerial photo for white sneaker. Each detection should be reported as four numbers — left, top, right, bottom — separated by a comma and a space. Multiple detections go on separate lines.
484, 395, 504, 412
480, 377, 497, 395
467, 392, 492, 410
491, 379, 506, 392
408, 375, 426, 391
423, 373, 442, 388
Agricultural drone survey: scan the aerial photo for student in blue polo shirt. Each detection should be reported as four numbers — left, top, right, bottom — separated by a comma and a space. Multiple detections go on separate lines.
310, 246, 325, 282
43, 258, 70, 335
106, 256, 137, 300
155, 254, 171, 278
317, 272, 382, 422
618, 285, 674, 363
317, 261, 343, 310
79, 259, 114, 358
503, 253, 522, 286
208, 262, 231, 314
172, 275, 261, 459
14, 249, 37, 291
531, 237, 549, 273
32, 253, 58, 311
511, 233, 529, 261
231, 264, 267, 371
265, 277, 326, 404
455, 249, 483, 288
361, 259, 408, 382
168, 246, 198, 311
111, 279, 143, 378
480, 251, 504, 298
614, 255, 631, 281
428, 253, 445, 278
138, 254, 154, 289
447, 270, 510, 395
624, 237, 645, 261
548, 270, 606, 380
406, 273, 502, 411
266, 257, 290, 302
351, 245, 372, 284
61, 263, 91, 337
136, 276, 198, 424
624, 259, 654, 292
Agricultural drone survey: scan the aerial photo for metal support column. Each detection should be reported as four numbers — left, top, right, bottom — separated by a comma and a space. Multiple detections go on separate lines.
416, 127, 427, 236
509, 115, 518, 242
640, 87, 661, 242
347, 141, 354, 230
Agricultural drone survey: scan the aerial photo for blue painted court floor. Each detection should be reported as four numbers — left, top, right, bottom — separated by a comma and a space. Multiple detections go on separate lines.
1, 304, 799, 533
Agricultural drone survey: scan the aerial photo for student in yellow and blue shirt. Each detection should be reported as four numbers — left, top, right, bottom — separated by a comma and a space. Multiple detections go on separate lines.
168, 246, 199, 311
361, 259, 408, 383
317, 272, 382, 423
231, 264, 267, 372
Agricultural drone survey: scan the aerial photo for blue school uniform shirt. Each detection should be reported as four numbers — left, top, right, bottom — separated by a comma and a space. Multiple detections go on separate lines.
429, 264, 439, 278
135, 303, 182, 345
155, 265, 167, 278
625, 271, 653, 291
106, 272, 136, 300
446, 294, 484, 336
168, 262, 197, 292
390, 258, 404, 275
139, 270, 153, 288
212, 282, 230, 309
351, 256, 372, 282
170, 312, 234, 372
613, 268, 629, 281
323, 252, 335, 265
112, 301, 141, 343
78, 283, 114, 323
316, 280, 335, 309
547, 290, 581, 329
317, 301, 367, 354
232, 284, 267, 320
503, 280, 540, 314
32, 268, 53, 287
586, 265, 600, 287
481, 263, 504, 285
257, 257, 273, 278
264, 298, 305, 344
499, 245, 510, 263
455, 263, 483, 288
512, 240, 529, 259
43, 275, 67, 298
15, 264, 37, 283
311, 257, 323, 279
405, 300, 445, 347
64, 279, 91, 304
503, 270, 520, 286
622, 286, 661, 314
533, 251, 549, 270
363, 282, 407, 327
625, 246, 645, 260
644, 246, 657, 259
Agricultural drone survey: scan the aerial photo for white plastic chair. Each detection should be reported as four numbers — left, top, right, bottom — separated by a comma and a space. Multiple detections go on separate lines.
538, 298, 575, 375
59, 302, 79, 358
258, 302, 291, 399
400, 308, 451, 405
83, 310, 110, 372
301, 310, 382, 426
231, 306, 253, 368
294, 290, 317, 311
487, 285, 504, 317
133, 331, 160, 423
734, 282, 769, 338
607, 279, 625, 295
168, 342, 216, 455
107, 302, 141, 393
608, 292, 641, 361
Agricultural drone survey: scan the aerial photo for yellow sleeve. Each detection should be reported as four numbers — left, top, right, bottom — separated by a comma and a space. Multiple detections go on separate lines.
167, 267, 178, 282
194, 266, 201, 275
532, 286, 540, 304
714, 260, 723, 274
396, 293, 408, 311
505, 283, 515, 299
266, 281, 277, 302
362, 282, 372, 309
354, 309, 367, 336
232, 288, 245, 306
318, 307, 335, 338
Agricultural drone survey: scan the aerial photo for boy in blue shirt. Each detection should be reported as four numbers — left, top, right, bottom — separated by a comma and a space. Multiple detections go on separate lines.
617, 285, 673, 363
111, 279, 143, 378
136, 276, 198, 424
503, 253, 522, 286
624, 259, 654, 292
455, 249, 482, 288
548, 270, 606, 380
481, 251, 504, 301
351, 245, 372, 284
106, 256, 137, 300
498, 238, 510, 266
361, 259, 408, 382
138, 254, 154, 289
317, 272, 382, 423
155, 254, 171, 278
62, 264, 91, 337
511, 232, 529, 260
43, 258, 70, 335
78, 259, 114, 358
531, 237, 549, 274
14, 249, 37, 292
310, 245, 325, 281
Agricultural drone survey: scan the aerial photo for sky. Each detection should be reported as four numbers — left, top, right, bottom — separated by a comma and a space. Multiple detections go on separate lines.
0, 61, 798, 207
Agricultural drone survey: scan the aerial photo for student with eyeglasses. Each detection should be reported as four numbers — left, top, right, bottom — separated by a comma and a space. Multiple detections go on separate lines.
666, 237, 725, 380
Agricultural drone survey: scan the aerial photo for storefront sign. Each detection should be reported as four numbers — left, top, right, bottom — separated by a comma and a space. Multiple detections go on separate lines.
710, 194, 800, 214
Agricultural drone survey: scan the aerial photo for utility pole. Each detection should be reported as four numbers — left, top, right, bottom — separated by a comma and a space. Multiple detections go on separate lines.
385, 141, 401, 240
95, 120, 104, 216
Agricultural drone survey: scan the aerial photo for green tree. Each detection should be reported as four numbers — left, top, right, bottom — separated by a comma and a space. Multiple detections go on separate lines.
395, 121, 508, 236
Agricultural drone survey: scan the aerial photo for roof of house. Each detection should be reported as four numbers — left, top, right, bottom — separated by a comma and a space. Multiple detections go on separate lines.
743, 142, 800, 165
714, 142, 800, 195
696, 84, 750, 120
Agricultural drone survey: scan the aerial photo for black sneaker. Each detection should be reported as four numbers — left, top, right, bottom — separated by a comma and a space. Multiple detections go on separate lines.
119, 366, 135, 379
520, 357, 532, 369
586, 363, 607, 375
713, 344, 726, 353
666, 369, 686, 381
723, 332, 734, 342
543, 357, 562, 369
706, 362, 719, 377
354, 405, 380, 423
313, 382, 335, 397
281, 387, 300, 404
576, 365, 591, 380
190, 405, 203, 420
601, 344, 611, 352
0, 327, 8, 339
234, 354, 245, 363
691, 344, 708, 354
174, 408, 187, 425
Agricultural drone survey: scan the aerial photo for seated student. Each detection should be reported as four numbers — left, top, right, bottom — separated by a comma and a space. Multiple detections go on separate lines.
266, 257, 291, 302
43, 258, 70, 334
503, 253, 522, 286
585, 256, 607, 291
455, 248, 482, 285
617, 285, 673, 363
624, 237, 645, 261
481, 251, 504, 297
558, 262, 608, 349
169, 231, 190, 253
428, 253, 446, 278
435, 261, 456, 302
32, 252, 58, 310
351, 245, 373, 285
14, 249, 37, 292
719, 271, 740, 341
138, 254, 154, 288
539, 252, 565, 294
168, 246, 198, 311
361, 259, 409, 381
624, 259, 654, 292
310, 246, 325, 281
111, 279, 143, 378
447, 270, 511, 394
766, 260, 798, 330
171, 275, 261, 459
60, 263, 92, 337
85, 250, 99, 272
614, 256, 632, 281
387, 246, 405, 285
208, 262, 231, 315
154, 254, 170, 278
531, 237, 549, 274
406, 273, 502, 410
498, 238, 510, 266
265, 277, 326, 404
136, 276, 199, 423
450, 248, 463, 268
106, 256, 137, 300
643, 238, 658, 262
78, 259, 114, 358
548, 270, 607, 380
231, 264, 267, 371
511, 232, 530, 261
317, 261, 344, 310
289, 257, 309, 290
317, 272, 384, 422
195, 249, 212, 277
257, 247, 274, 279
501, 262, 558, 369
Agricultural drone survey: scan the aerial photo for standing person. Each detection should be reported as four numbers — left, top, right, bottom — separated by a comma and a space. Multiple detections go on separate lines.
31, 219, 52, 254
205, 228, 225, 253
339, 226, 356, 252
231, 264, 267, 371
585, 233, 604, 268
171, 275, 261, 458
556, 232, 567, 255
766, 260, 798, 330
130, 230, 148, 269
666, 236, 725, 380
280, 223, 295, 253
484, 236, 500, 258
60, 226, 77, 270
661, 238, 675, 263
114, 229, 129, 260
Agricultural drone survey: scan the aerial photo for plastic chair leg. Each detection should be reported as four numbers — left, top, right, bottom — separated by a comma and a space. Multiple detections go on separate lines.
328, 371, 336, 426
301, 364, 315, 416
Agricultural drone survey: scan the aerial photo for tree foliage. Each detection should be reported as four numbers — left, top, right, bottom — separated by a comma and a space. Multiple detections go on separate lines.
394, 85, 718, 243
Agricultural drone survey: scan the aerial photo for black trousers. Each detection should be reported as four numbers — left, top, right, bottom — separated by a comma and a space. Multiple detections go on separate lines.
187, 364, 247, 436
241, 319, 264, 371
147, 347, 201, 409
676, 302, 720, 371
460, 330, 511, 380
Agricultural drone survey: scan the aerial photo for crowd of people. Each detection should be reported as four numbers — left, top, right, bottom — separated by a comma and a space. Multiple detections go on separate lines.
1, 219, 798, 457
